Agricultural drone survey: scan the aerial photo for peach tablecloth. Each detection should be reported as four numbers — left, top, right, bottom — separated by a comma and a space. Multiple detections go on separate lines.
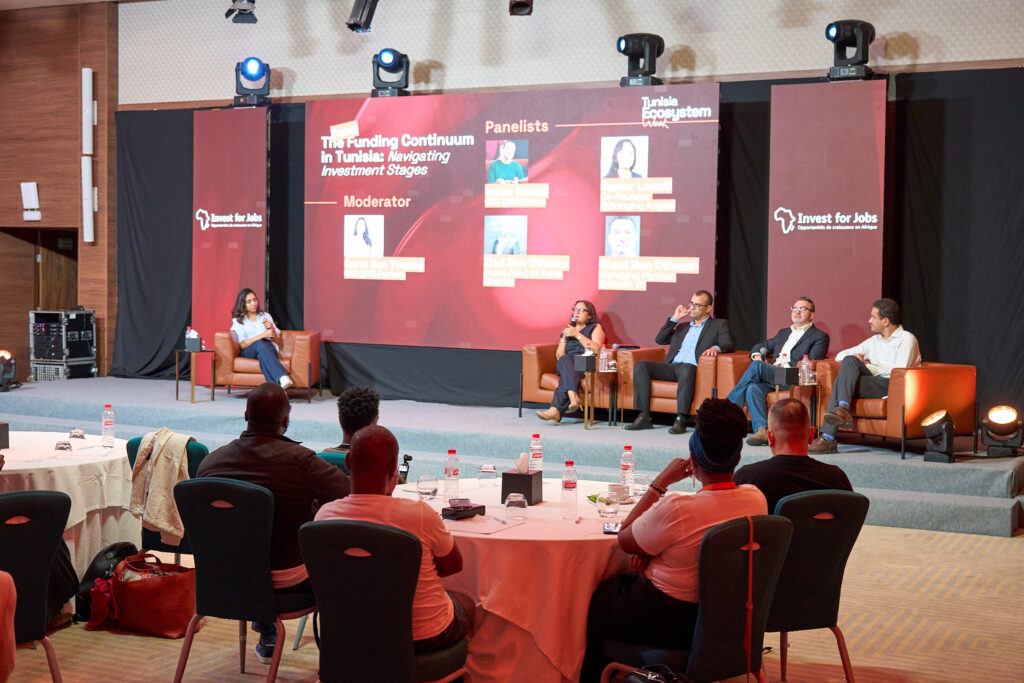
0, 431, 141, 578
398, 477, 630, 683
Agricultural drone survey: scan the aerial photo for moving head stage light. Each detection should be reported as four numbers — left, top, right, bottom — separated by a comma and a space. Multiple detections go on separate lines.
234, 57, 271, 106
372, 48, 409, 97
348, 0, 380, 33
826, 19, 875, 81
617, 33, 665, 87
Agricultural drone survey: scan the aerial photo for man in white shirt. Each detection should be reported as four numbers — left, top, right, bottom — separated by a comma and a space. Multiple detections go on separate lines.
726, 297, 830, 446
314, 425, 470, 654
809, 298, 921, 454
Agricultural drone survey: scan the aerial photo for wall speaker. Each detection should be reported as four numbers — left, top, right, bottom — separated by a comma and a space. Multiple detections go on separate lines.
82, 68, 95, 155
81, 157, 94, 243
21, 182, 41, 221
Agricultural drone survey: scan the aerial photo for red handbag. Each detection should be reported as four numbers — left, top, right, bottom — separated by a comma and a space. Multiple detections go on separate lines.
110, 553, 196, 638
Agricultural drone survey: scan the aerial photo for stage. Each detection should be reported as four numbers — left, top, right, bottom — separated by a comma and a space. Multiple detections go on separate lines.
0, 376, 1020, 537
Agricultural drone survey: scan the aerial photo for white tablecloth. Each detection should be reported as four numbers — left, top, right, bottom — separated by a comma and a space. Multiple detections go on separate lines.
0, 431, 142, 578
397, 477, 631, 683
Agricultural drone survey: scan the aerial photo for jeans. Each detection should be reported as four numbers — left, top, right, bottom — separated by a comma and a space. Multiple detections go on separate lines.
726, 360, 781, 432
821, 355, 889, 437
241, 338, 289, 384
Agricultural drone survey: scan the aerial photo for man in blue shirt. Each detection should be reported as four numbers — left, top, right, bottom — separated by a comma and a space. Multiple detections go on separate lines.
625, 290, 734, 434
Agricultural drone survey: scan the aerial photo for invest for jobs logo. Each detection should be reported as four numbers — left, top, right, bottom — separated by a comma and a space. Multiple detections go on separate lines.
774, 207, 796, 234
194, 207, 264, 230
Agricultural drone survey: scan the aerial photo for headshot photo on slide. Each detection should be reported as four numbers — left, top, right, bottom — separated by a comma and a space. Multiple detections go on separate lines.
486, 139, 529, 184
484, 215, 528, 255
605, 215, 641, 257
344, 215, 385, 257
601, 136, 649, 179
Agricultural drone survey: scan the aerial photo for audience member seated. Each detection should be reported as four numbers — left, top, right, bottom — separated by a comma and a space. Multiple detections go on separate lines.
321, 386, 380, 455
581, 398, 767, 681
197, 382, 350, 664
536, 299, 606, 423
0, 570, 14, 683
315, 425, 470, 655
734, 399, 853, 512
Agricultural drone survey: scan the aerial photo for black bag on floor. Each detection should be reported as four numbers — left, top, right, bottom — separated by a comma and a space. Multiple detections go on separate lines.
622, 665, 695, 683
74, 541, 138, 621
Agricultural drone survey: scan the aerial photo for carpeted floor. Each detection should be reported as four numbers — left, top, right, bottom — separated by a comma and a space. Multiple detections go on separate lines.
9, 524, 1024, 682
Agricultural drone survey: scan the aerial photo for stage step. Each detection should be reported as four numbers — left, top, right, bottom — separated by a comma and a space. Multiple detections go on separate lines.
859, 487, 1021, 537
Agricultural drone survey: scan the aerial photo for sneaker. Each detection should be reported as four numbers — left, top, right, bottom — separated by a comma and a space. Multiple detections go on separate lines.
668, 415, 688, 435
823, 404, 853, 429
808, 436, 838, 454
746, 426, 769, 446
279, 375, 294, 390
255, 636, 276, 665
624, 414, 654, 431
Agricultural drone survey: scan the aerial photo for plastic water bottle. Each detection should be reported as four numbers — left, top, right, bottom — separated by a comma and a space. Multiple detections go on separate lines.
620, 445, 634, 489
443, 449, 459, 502
529, 434, 543, 473
799, 355, 813, 386
561, 460, 578, 520
599, 346, 609, 371
101, 404, 115, 449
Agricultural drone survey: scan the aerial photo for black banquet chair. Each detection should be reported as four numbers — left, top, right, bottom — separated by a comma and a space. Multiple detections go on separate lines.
600, 515, 793, 683
0, 490, 71, 683
768, 490, 870, 682
172, 477, 316, 683
299, 519, 469, 683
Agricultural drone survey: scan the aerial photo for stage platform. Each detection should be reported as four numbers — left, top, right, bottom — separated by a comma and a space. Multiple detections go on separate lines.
1, 377, 1021, 537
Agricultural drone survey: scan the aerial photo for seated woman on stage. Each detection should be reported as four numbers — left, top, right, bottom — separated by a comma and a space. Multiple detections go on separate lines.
230, 288, 293, 390
536, 300, 605, 423
580, 398, 768, 681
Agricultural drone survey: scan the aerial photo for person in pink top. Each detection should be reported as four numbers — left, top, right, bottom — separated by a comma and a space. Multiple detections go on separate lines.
581, 398, 768, 681
314, 425, 470, 653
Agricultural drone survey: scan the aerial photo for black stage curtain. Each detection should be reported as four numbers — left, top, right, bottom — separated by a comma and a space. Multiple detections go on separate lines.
112, 68, 1024, 410
111, 109, 194, 378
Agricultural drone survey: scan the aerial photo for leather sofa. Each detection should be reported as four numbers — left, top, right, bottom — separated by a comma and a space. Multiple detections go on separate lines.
614, 347, 719, 417
214, 330, 321, 402
520, 343, 616, 415
815, 360, 977, 457
716, 353, 832, 427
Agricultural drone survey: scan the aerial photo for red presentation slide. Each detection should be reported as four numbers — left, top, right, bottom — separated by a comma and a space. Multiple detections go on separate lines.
304, 84, 720, 351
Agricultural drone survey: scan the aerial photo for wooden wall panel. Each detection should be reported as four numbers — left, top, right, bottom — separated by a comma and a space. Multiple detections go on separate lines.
0, 230, 38, 382
0, 7, 81, 228
77, 2, 118, 375
38, 231, 78, 310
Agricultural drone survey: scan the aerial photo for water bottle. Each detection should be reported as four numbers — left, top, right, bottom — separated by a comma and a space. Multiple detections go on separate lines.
620, 445, 634, 489
101, 404, 115, 449
599, 346, 608, 372
529, 434, 543, 473
799, 355, 813, 386
443, 449, 459, 502
561, 460, 578, 520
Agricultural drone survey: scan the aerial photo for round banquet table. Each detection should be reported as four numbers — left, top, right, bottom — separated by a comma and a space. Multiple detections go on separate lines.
0, 431, 141, 578
396, 476, 632, 683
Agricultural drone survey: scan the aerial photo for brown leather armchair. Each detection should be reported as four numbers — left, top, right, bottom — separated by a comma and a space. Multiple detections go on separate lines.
520, 344, 616, 416
717, 353, 832, 427
214, 330, 322, 403
615, 347, 718, 417
816, 360, 977, 457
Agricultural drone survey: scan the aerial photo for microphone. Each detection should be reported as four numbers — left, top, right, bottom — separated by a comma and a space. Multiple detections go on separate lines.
758, 346, 768, 358
570, 315, 577, 325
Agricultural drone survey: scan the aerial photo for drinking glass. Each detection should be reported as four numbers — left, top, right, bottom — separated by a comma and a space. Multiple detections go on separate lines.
632, 473, 650, 498
505, 492, 527, 522
54, 441, 73, 459
416, 475, 438, 501
477, 464, 498, 487
597, 488, 620, 519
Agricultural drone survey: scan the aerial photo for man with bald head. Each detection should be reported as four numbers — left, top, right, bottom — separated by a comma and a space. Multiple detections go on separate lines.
198, 382, 350, 663
315, 425, 470, 655
732, 398, 852, 512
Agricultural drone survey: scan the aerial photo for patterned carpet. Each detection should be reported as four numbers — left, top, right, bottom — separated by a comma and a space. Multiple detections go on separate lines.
9, 525, 1024, 682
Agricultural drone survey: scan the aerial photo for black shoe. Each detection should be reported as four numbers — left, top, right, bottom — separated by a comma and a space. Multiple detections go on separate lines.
624, 414, 654, 431
668, 415, 688, 434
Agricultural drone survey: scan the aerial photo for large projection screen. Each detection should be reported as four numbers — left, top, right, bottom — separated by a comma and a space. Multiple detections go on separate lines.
304, 84, 720, 351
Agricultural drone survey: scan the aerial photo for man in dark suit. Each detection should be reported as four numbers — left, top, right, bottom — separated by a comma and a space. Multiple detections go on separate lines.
625, 290, 734, 434
727, 297, 829, 445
